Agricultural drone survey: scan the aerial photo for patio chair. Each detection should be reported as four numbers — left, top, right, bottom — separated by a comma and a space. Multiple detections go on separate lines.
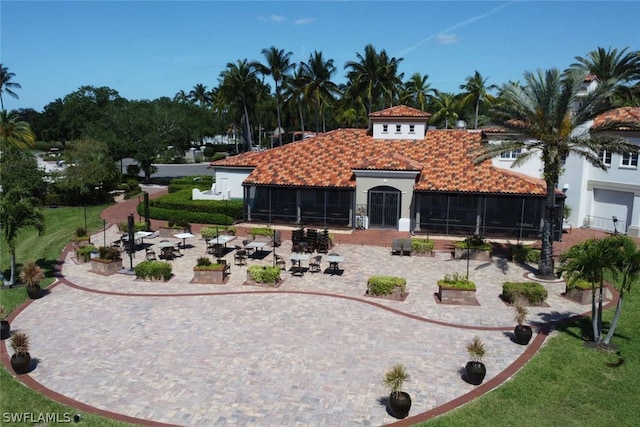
145, 248, 157, 261
234, 249, 247, 265
160, 246, 174, 260
217, 259, 231, 277
242, 239, 255, 256
275, 254, 287, 270
309, 255, 322, 273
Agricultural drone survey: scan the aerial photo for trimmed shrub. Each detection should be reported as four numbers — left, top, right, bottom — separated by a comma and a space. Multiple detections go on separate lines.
367, 275, 407, 296
502, 282, 548, 305
249, 226, 275, 238
247, 265, 281, 284
201, 226, 236, 240
98, 246, 121, 260
117, 221, 147, 233
510, 244, 541, 264
134, 260, 172, 281
411, 238, 434, 254
454, 236, 491, 251
76, 245, 97, 262
437, 273, 476, 290
566, 278, 593, 290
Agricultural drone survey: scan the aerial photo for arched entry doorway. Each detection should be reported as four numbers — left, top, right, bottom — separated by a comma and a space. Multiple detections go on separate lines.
368, 186, 400, 228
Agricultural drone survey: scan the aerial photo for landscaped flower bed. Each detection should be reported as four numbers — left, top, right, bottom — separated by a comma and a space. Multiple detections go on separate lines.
453, 236, 492, 261
411, 239, 435, 256
564, 279, 593, 305
437, 273, 477, 305
192, 257, 227, 284
134, 260, 172, 282
366, 275, 407, 301
502, 282, 548, 306
245, 265, 281, 287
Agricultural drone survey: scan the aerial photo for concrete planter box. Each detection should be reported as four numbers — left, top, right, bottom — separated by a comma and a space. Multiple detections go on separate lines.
90, 258, 123, 276
438, 285, 477, 305
454, 247, 492, 261
565, 286, 592, 305
74, 239, 91, 248
192, 267, 227, 284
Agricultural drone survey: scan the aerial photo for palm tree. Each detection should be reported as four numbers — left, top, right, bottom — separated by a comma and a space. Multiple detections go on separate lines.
377, 50, 404, 108
0, 110, 36, 149
459, 70, 497, 129
472, 69, 639, 279
0, 64, 22, 110
430, 91, 460, 129
570, 46, 640, 84
299, 51, 340, 133
218, 60, 260, 151
0, 187, 45, 286
189, 84, 211, 108
402, 72, 434, 111
559, 237, 621, 342
173, 90, 189, 103
254, 47, 294, 148
603, 235, 640, 345
282, 66, 308, 135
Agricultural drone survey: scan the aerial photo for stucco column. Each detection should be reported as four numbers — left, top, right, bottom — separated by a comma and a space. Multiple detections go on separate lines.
626, 193, 640, 237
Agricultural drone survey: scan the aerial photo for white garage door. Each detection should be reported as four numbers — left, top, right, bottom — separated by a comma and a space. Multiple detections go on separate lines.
592, 189, 633, 233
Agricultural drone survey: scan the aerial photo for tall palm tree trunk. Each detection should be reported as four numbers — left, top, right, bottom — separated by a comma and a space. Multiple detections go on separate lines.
474, 98, 480, 129
242, 101, 253, 151
603, 291, 624, 344
275, 84, 283, 148
538, 176, 557, 279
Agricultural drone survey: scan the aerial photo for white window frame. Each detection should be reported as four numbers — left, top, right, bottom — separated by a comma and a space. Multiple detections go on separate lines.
395, 124, 402, 133
409, 124, 415, 134
599, 150, 612, 166
620, 152, 639, 168
382, 124, 388, 133
500, 149, 521, 160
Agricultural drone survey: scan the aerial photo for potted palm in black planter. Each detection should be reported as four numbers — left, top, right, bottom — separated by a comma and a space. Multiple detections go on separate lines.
20, 260, 45, 300
0, 306, 10, 340
465, 336, 487, 385
383, 364, 411, 419
513, 299, 533, 345
9, 331, 32, 374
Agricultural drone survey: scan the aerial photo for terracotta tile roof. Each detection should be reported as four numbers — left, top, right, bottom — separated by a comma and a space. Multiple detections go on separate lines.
212, 129, 550, 195
368, 105, 431, 119
584, 74, 599, 82
591, 107, 640, 131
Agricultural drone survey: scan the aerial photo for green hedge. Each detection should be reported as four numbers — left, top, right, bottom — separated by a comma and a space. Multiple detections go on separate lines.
201, 226, 237, 240
567, 278, 593, 290
97, 246, 121, 261
247, 265, 281, 284
76, 245, 97, 262
502, 282, 548, 305
510, 244, 541, 264
454, 236, 491, 251
367, 275, 407, 296
167, 176, 214, 194
411, 239, 434, 254
437, 273, 476, 290
249, 226, 275, 238
134, 260, 172, 281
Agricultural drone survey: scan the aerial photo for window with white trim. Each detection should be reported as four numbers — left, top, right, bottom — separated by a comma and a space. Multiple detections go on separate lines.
395, 124, 401, 133
409, 124, 415, 133
598, 150, 611, 166
621, 152, 639, 168
382, 124, 388, 133
500, 149, 521, 160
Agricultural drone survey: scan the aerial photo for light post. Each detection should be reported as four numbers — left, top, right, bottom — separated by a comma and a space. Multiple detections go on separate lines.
612, 216, 619, 235
465, 236, 471, 280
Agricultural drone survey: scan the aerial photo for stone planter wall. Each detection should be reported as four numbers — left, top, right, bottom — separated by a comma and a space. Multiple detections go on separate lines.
90, 259, 123, 276
454, 247, 492, 261
565, 287, 592, 305
192, 268, 227, 284
438, 286, 477, 305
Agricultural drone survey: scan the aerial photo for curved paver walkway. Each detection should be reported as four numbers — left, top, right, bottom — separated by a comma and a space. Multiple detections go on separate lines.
1, 192, 618, 427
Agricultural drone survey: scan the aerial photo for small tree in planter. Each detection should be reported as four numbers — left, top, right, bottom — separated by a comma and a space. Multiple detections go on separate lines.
20, 260, 45, 299
465, 336, 487, 385
192, 257, 227, 284
91, 246, 123, 276
0, 306, 10, 340
513, 298, 533, 345
383, 364, 411, 419
9, 331, 31, 374
72, 227, 91, 247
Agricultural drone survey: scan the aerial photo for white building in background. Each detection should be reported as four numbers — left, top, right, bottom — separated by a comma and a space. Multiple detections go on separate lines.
486, 106, 640, 237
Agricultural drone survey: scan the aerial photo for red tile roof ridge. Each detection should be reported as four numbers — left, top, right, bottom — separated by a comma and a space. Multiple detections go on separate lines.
352, 151, 424, 171
368, 104, 431, 118
592, 106, 640, 131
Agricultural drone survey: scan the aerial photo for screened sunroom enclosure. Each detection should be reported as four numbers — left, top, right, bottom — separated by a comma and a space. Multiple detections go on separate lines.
245, 186, 354, 227
413, 193, 564, 240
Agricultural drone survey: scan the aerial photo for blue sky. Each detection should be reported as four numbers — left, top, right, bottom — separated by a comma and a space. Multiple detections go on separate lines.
2, 1, 639, 112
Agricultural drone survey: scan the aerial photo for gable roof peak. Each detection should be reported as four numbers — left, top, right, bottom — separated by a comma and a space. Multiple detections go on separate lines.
369, 105, 431, 118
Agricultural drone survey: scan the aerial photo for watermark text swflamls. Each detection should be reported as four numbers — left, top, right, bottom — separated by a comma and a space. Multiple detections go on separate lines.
2, 412, 73, 423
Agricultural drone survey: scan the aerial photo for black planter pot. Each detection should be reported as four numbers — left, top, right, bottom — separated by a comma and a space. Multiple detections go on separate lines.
514, 325, 533, 345
26, 286, 41, 300
388, 391, 412, 419
465, 361, 486, 385
0, 320, 10, 340
11, 352, 32, 375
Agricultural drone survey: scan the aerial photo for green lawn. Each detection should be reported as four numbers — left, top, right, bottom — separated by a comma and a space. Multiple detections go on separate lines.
1, 205, 639, 426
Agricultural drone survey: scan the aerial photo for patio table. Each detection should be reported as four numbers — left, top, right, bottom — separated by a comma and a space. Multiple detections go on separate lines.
173, 232, 195, 249
326, 254, 345, 272
290, 253, 310, 276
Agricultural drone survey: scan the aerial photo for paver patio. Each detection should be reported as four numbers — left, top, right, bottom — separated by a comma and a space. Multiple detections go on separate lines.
0, 191, 617, 426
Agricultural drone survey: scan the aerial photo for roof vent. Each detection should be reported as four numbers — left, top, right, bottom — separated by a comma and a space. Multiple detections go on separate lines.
455, 120, 467, 129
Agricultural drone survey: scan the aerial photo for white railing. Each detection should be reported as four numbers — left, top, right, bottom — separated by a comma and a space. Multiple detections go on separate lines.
583, 215, 626, 234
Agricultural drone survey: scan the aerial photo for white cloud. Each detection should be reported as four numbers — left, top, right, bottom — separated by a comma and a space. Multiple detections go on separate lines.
258, 14, 286, 23
436, 33, 458, 44
294, 17, 315, 25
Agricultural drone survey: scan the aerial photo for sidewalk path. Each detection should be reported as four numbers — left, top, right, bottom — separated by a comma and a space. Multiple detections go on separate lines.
0, 190, 619, 427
